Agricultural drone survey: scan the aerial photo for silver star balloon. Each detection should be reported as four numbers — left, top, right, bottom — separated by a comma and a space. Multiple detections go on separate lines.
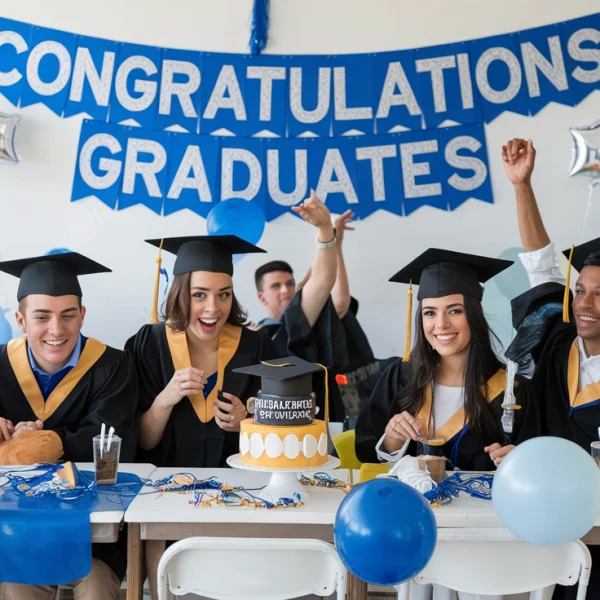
569, 119, 600, 182
0, 112, 20, 164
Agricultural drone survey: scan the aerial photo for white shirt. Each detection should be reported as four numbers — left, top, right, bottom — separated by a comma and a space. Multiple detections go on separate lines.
376, 384, 464, 462
519, 243, 600, 391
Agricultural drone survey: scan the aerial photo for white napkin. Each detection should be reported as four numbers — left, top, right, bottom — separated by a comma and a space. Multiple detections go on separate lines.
378, 455, 435, 493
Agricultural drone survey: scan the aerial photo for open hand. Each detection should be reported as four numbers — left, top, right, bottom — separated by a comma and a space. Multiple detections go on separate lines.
334, 210, 355, 245
13, 419, 43, 438
0, 417, 14, 442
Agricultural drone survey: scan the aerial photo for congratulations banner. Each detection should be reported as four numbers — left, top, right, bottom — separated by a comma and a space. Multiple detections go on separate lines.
1, 13, 599, 217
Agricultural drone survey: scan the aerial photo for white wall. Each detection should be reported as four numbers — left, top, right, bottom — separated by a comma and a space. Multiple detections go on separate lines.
0, 0, 599, 357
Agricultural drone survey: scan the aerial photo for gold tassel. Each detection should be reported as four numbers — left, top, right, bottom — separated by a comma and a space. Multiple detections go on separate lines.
150, 239, 164, 324
316, 363, 329, 425
563, 245, 574, 324
403, 280, 413, 362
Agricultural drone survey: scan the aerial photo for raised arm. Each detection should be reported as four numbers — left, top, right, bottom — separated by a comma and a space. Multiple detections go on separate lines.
502, 138, 551, 252
291, 191, 337, 328
331, 210, 355, 319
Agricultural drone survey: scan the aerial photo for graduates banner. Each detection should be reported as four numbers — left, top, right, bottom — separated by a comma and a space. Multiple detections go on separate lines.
1, 14, 599, 134
1, 13, 600, 217
72, 120, 491, 219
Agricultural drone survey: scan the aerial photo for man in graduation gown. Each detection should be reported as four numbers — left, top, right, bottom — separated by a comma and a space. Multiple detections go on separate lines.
252, 191, 347, 422
502, 137, 600, 599
0, 252, 138, 600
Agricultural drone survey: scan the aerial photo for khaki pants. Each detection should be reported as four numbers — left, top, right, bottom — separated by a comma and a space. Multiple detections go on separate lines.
1, 558, 120, 600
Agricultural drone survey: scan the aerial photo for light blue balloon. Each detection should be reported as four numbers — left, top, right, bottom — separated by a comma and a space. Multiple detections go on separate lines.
0, 309, 13, 345
493, 437, 600, 546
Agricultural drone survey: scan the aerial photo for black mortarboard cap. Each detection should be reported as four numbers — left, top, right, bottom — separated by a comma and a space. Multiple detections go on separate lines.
0, 252, 111, 301
146, 235, 265, 276
562, 237, 600, 273
233, 356, 323, 397
389, 248, 513, 301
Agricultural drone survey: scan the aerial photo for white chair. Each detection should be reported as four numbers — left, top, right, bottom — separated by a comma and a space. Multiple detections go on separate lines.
157, 537, 347, 600
396, 528, 591, 600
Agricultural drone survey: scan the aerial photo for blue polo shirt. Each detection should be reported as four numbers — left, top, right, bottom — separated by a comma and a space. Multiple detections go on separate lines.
27, 335, 84, 400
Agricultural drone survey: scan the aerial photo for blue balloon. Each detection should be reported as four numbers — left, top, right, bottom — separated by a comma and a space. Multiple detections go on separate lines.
0, 309, 12, 345
206, 200, 266, 248
334, 478, 437, 586
45, 248, 72, 255
493, 437, 600, 546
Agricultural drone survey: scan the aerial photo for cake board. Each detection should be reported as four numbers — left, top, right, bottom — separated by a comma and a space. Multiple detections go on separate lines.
226, 454, 340, 504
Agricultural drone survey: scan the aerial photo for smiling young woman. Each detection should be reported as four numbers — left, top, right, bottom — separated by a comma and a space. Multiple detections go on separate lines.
125, 235, 277, 469
355, 248, 541, 471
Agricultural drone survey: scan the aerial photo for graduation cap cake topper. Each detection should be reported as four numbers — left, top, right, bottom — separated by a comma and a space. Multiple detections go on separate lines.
145, 235, 265, 323
0, 252, 111, 301
390, 249, 513, 362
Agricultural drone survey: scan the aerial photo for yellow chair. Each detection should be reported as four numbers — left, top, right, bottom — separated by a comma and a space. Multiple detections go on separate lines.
358, 462, 390, 482
332, 430, 391, 484
332, 429, 362, 471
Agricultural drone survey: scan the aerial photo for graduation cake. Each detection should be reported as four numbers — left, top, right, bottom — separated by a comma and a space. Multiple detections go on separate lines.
234, 357, 329, 468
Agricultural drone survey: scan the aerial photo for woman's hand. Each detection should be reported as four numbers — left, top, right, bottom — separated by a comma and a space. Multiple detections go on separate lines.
214, 393, 248, 433
383, 411, 422, 453
158, 368, 207, 408
484, 443, 515, 467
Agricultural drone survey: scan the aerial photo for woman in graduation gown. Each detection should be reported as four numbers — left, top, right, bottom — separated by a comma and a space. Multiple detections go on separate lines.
126, 235, 277, 469
355, 249, 540, 472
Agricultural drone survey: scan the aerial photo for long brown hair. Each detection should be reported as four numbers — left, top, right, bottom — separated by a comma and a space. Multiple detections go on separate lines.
161, 272, 247, 333
392, 295, 503, 438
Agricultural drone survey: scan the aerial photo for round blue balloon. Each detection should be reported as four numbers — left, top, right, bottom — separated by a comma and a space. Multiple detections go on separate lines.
0, 309, 12, 345
334, 478, 437, 586
206, 200, 266, 248
493, 437, 600, 546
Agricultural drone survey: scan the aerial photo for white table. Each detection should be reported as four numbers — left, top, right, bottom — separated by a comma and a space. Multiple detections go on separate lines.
124, 467, 356, 600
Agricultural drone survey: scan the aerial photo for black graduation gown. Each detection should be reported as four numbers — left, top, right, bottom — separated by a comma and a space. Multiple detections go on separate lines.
126, 321, 276, 468
0, 337, 139, 581
506, 282, 600, 452
258, 290, 347, 423
506, 282, 600, 600
355, 359, 540, 471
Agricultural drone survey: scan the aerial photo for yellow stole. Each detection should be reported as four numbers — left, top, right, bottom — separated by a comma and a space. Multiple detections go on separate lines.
7, 337, 107, 422
415, 369, 510, 442
165, 322, 243, 423
567, 339, 600, 410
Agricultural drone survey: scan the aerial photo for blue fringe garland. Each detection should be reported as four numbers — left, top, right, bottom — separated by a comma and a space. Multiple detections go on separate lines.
249, 0, 270, 56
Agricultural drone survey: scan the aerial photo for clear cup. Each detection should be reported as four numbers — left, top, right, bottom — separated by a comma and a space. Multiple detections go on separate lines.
591, 441, 600, 469
93, 434, 121, 485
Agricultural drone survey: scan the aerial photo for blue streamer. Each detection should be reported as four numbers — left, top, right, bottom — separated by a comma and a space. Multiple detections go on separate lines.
424, 472, 494, 505
249, 0, 270, 56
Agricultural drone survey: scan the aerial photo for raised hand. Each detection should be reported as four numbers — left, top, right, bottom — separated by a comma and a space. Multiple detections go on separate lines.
502, 138, 536, 185
291, 190, 333, 232
334, 210, 355, 245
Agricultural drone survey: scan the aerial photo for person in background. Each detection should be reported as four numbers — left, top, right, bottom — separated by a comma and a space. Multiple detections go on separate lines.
0, 251, 138, 600
252, 191, 346, 423
502, 137, 600, 600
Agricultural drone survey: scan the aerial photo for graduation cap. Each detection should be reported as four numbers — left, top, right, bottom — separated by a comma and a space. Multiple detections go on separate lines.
145, 235, 265, 323
560, 237, 600, 324
233, 356, 330, 422
0, 252, 111, 301
389, 249, 513, 361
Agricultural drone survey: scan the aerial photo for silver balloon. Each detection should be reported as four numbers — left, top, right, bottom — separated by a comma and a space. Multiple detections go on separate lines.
569, 119, 600, 181
0, 112, 20, 164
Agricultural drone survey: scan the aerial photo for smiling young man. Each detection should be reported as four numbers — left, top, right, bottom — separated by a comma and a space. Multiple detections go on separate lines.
0, 252, 138, 600
502, 138, 600, 600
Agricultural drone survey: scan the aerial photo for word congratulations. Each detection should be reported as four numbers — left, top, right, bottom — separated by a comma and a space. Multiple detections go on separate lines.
72, 120, 491, 218
1, 15, 599, 135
